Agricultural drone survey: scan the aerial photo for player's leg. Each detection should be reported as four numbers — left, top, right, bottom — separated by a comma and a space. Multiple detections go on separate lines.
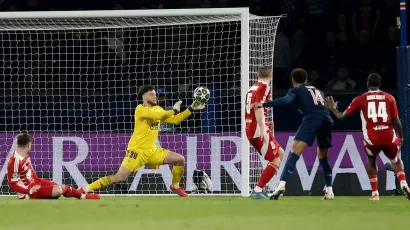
270, 140, 309, 199
250, 134, 282, 199
271, 121, 315, 199
29, 185, 61, 199
162, 150, 189, 197
281, 121, 316, 180
279, 140, 309, 181
364, 142, 381, 200
317, 148, 334, 200
39, 179, 82, 199
30, 183, 66, 199
31, 183, 98, 199
84, 166, 132, 193
366, 155, 379, 200
60, 185, 100, 199
390, 158, 408, 183
316, 121, 334, 200
384, 162, 403, 195
383, 141, 410, 199
255, 152, 282, 198
83, 150, 146, 193
38, 178, 57, 186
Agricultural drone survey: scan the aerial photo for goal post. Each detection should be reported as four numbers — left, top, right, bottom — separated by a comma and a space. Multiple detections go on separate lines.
240, 8, 250, 197
0, 8, 283, 197
0, 8, 251, 19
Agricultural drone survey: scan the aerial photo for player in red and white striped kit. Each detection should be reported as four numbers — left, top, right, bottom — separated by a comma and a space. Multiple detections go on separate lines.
326, 73, 410, 200
7, 133, 100, 200
245, 66, 284, 199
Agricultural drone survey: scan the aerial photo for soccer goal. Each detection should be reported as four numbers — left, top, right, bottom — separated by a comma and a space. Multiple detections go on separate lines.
0, 8, 283, 197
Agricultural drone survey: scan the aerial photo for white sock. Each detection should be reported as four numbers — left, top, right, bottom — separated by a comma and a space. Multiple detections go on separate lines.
326, 186, 333, 194
172, 184, 179, 189
254, 186, 263, 193
372, 191, 379, 196
80, 194, 86, 199
278, 181, 286, 189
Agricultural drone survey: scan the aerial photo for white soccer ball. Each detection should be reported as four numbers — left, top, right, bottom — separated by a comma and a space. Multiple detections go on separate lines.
193, 86, 210, 103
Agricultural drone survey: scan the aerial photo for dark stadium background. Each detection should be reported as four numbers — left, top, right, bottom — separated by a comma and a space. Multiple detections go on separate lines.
0, 0, 404, 132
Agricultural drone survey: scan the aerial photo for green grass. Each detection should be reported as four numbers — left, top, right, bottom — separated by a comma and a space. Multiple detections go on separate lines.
0, 196, 409, 230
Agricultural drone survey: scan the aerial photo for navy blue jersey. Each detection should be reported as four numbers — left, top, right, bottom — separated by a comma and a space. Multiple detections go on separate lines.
263, 84, 333, 123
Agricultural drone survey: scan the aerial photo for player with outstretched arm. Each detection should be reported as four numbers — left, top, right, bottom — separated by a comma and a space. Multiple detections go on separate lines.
254, 68, 335, 200
245, 66, 285, 199
80, 85, 206, 197
7, 133, 100, 200
326, 73, 410, 200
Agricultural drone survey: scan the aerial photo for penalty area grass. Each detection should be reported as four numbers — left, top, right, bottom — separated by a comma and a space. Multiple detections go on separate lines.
0, 196, 408, 230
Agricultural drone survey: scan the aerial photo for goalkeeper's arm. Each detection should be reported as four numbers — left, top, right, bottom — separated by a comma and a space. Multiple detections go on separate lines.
162, 108, 192, 124
136, 106, 176, 121
162, 101, 206, 124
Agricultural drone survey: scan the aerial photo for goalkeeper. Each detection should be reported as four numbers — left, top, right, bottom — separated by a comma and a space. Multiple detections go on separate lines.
80, 85, 206, 197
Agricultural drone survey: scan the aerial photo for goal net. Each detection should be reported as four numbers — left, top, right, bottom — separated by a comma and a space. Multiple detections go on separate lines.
0, 9, 282, 196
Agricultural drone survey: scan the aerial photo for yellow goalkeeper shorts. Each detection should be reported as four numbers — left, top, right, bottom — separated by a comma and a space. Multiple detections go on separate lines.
121, 146, 169, 172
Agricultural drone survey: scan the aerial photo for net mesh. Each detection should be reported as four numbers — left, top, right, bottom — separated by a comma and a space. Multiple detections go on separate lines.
249, 17, 281, 194
0, 12, 281, 195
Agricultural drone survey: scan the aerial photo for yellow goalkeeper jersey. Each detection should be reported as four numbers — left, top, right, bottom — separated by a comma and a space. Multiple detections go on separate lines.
127, 104, 192, 150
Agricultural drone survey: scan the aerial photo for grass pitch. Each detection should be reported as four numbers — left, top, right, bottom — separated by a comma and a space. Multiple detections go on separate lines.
0, 196, 408, 230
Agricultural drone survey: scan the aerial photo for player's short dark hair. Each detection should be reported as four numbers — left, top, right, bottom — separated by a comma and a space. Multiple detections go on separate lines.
367, 73, 381, 87
16, 132, 32, 147
291, 68, 308, 84
258, 66, 272, 79
137, 85, 155, 100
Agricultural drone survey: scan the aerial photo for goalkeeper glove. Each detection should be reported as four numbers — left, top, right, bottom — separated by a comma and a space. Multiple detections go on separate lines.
189, 101, 206, 111
173, 100, 182, 113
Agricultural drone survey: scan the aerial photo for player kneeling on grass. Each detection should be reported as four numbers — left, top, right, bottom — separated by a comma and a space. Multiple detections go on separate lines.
80, 85, 206, 197
326, 73, 410, 201
7, 133, 100, 200
245, 66, 285, 200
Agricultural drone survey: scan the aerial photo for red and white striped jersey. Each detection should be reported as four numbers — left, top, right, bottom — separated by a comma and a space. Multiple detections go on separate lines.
344, 90, 399, 145
7, 152, 39, 198
245, 81, 272, 139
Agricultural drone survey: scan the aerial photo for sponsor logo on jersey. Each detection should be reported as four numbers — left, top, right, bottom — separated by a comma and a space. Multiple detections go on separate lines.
150, 122, 160, 130
373, 125, 389, 130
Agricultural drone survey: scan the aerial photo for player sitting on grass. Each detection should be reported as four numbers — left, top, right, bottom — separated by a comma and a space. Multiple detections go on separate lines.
254, 68, 335, 200
7, 133, 100, 200
79, 85, 206, 197
245, 66, 284, 199
326, 73, 410, 200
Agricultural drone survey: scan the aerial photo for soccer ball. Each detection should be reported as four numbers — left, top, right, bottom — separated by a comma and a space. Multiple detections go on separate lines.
193, 86, 210, 103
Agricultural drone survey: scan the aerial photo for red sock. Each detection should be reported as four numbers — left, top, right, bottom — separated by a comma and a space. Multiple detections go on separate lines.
63, 185, 83, 199
369, 176, 378, 192
257, 163, 278, 189
396, 170, 407, 183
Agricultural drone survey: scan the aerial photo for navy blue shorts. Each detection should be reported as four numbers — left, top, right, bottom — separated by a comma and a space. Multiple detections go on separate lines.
295, 119, 333, 148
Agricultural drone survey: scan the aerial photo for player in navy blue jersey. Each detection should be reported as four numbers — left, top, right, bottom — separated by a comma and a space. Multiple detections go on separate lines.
253, 68, 334, 200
